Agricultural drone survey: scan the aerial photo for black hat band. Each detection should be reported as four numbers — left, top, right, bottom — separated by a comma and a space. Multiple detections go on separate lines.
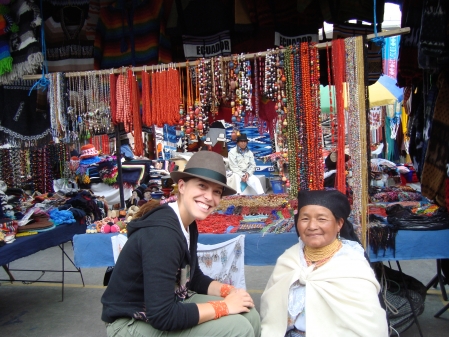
183, 167, 227, 185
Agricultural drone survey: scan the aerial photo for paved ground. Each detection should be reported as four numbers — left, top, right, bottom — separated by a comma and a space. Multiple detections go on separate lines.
1, 243, 448, 337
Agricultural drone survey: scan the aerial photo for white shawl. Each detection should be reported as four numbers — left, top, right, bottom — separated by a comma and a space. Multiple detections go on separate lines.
260, 240, 388, 337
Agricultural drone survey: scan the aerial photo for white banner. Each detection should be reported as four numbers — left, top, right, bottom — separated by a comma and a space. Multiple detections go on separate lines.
274, 32, 318, 47
183, 31, 231, 60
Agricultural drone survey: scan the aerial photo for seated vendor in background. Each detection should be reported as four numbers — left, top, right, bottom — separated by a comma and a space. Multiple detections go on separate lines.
68, 142, 79, 158
228, 134, 264, 195
120, 133, 135, 161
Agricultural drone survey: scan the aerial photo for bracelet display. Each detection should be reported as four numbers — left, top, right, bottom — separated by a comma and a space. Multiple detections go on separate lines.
220, 284, 235, 298
208, 300, 229, 320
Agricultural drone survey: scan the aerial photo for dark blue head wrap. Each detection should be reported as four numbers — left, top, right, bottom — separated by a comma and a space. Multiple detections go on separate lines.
294, 190, 361, 245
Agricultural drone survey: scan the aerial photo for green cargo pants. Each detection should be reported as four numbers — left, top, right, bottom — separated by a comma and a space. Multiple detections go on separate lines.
105, 294, 261, 337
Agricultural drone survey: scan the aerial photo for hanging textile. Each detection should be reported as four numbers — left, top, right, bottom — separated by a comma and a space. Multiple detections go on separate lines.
0, 1, 16, 76
0, 0, 44, 85
42, 0, 96, 72
0, 80, 51, 144
397, 0, 423, 88
93, 0, 172, 70
197, 235, 246, 290
382, 36, 401, 79
332, 22, 383, 84
421, 72, 449, 207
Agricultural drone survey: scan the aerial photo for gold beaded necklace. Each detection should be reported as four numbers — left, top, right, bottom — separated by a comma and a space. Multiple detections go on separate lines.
304, 238, 342, 269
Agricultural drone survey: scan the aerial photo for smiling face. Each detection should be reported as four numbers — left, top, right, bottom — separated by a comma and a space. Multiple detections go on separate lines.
237, 140, 248, 150
177, 178, 223, 227
296, 205, 344, 248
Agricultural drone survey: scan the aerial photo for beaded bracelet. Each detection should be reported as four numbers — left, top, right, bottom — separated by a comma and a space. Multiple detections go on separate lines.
208, 301, 229, 320
220, 284, 235, 298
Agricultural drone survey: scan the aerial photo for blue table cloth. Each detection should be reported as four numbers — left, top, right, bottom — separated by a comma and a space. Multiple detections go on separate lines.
73, 229, 449, 268
73, 228, 449, 268
0, 223, 87, 266
369, 229, 449, 262
73, 232, 299, 267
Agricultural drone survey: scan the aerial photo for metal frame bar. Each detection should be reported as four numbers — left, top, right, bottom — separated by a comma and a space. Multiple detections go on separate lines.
0, 241, 85, 301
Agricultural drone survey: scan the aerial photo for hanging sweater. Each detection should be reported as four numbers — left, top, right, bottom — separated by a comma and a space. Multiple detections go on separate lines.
42, 1, 98, 72
101, 204, 213, 331
93, 0, 171, 70
0, 0, 43, 85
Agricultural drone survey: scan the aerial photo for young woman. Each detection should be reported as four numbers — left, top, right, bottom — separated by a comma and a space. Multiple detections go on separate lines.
101, 151, 261, 337
260, 190, 388, 337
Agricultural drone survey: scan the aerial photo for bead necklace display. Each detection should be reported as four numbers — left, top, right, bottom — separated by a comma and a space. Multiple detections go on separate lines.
211, 56, 222, 117
19, 149, 29, 189
300, 42, 315, 189
326, 43, 336, 145
67, 74, 79, 141
198, 58, 212, 138
228, 54, 242, 124
283, 47, 296, 197
141, 66, 151, 127
332, 39, 347, 194
238, 55, 253, 123
0, 149, 14, 187
177, 65, 185, 142
49, 72, 68, 139
258, 54, 264, 97
310, 45, 324, 190
65, 71, 112, 141
179, 63, 196, 148
254, 55, 260, 122
264, 49, 276, 100
110, 72, 117, 125
292, 46, 307, 190
345, 36, 369, 247
85, 71, 112, 136
116, 69, 132, 132
91, 134, 111, 155
274, 51, 286, 117
10, 148, 22, 188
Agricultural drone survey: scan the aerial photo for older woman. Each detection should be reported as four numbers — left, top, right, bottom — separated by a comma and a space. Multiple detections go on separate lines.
260, 190, 388, 337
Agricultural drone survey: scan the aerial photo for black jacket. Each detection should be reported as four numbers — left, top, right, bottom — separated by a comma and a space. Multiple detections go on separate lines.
101, 204, 213, 330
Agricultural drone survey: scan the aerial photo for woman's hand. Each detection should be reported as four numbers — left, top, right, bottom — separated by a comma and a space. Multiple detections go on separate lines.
223, 288, 254, 314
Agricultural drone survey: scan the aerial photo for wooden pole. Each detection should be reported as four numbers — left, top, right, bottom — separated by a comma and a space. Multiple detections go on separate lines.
22, 27, 410, 80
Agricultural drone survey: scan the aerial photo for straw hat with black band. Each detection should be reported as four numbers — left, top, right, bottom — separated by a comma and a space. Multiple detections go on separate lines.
170, 151, 236, 196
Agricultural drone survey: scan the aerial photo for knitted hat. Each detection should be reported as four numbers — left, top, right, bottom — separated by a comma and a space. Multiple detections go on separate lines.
79, 144, 99, 159
170, 151, 236, 196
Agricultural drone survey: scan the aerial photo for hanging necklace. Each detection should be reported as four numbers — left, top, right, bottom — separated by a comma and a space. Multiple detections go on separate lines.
304, 239, 342, 269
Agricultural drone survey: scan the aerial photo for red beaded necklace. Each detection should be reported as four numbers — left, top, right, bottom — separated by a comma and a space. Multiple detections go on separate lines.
332, 39, 347, 194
